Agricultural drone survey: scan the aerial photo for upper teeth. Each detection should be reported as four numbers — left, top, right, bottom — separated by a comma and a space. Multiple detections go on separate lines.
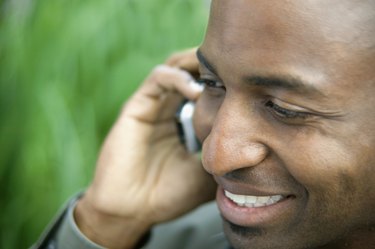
224, 190, 284, 207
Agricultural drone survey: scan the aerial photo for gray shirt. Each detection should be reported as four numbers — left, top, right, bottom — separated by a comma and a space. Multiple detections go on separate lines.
31, 195, 229, 249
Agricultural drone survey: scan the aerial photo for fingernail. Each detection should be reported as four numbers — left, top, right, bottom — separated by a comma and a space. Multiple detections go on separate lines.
189, 80, 204, 92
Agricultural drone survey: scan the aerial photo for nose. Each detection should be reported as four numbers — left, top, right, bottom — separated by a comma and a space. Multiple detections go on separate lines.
202, 99, 269, 176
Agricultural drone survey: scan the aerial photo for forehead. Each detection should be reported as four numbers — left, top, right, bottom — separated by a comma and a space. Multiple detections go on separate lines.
206, 0, 375, 49
202, 0, 375, 91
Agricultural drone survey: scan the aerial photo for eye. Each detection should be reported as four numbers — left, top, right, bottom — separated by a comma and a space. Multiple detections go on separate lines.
265, 100, 311, 120
197, 78, 225, 90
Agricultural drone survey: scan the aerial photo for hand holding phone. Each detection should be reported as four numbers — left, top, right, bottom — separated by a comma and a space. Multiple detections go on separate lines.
75, 52, 216, 249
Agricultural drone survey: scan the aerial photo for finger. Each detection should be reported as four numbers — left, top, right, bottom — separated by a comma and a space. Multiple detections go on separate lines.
165, 48, 199, 73
141, 65, 199, 100
122, 65, 202, 123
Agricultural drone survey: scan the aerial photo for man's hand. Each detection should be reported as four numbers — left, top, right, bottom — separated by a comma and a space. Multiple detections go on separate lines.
74, 49, 217, 249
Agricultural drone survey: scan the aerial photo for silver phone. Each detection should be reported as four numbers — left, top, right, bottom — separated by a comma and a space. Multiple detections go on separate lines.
175, 101, 201, 153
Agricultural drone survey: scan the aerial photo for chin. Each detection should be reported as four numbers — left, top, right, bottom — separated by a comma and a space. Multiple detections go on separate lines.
222, 219, 331, 249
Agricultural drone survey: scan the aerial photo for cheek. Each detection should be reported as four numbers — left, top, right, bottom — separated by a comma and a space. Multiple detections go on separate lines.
281, 129, 375, 207
284, 134, 353, 188
281, 133, 375, 224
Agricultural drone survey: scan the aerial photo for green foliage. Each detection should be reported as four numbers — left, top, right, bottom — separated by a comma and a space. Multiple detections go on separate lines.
0, 0, 209, 247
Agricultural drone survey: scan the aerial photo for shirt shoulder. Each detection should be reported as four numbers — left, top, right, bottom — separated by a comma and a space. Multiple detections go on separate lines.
144, 201, 229, 249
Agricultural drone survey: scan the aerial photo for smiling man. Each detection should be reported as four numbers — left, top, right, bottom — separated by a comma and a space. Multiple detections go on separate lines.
195, 0, 375, 248
33, 0, 375, 249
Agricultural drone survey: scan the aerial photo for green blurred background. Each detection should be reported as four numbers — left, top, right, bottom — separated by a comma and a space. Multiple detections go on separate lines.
0, 0, 209, 247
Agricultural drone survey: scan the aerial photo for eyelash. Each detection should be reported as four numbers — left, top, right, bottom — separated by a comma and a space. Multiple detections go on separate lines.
265, 101, 310, 120
197, 78, 311, 121
197, 78, 225, 89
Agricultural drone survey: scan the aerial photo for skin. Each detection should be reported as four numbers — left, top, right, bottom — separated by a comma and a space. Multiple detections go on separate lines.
195, 0, 375, 248
73, 1, 375, 249
74, 50, 217, 249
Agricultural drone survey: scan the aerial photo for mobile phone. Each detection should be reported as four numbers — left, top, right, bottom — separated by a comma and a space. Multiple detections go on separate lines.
175, 100, 201, 153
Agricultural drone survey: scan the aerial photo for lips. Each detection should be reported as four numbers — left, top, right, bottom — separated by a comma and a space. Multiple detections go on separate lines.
216, 184, 295, 227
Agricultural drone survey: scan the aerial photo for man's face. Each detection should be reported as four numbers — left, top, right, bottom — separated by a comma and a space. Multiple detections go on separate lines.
194, 0, 375, 248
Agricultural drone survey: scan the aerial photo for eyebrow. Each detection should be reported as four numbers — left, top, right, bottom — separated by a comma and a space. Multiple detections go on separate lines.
196, 49, 324, 97
246, 75, 324, 96
196, 49, 218, 75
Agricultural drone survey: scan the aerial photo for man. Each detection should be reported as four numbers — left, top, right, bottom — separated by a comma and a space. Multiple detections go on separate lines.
33, 0, 375, 248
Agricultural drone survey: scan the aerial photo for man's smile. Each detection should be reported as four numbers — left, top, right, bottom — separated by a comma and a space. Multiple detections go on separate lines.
216, 183, 297, 228
224, 190, 285, 207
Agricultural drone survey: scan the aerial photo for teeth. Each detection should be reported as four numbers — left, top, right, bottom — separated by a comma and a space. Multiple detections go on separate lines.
224, 190, 284, 207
